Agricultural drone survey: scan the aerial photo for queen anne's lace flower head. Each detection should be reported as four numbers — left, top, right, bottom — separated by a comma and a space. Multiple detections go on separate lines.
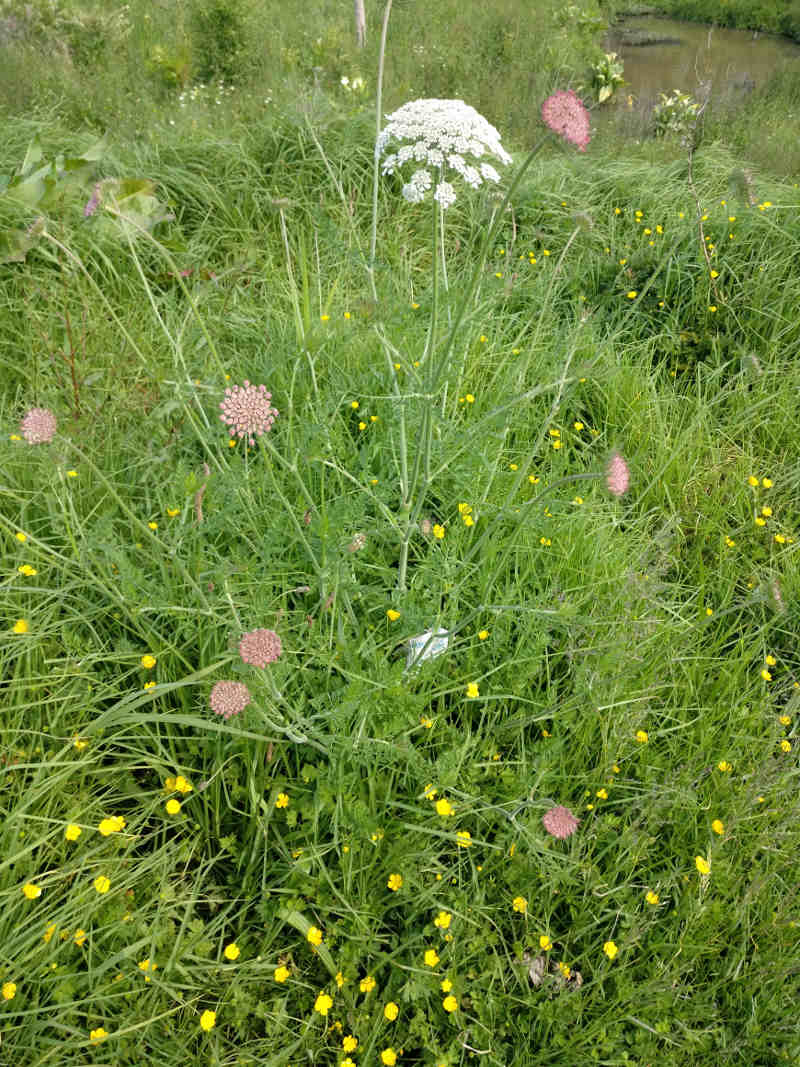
209, 680, 251, 719
541, 90, 591, 152
377, 99, 513, 209
20, 408, 57, 444
220, 381, 278, 446
239, 628, 282, 667
542, 805, 580, 839
605, 452, 630, 497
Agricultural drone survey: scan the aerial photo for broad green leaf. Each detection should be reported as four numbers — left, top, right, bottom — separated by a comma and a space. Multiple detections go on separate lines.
18, 137, 43, 176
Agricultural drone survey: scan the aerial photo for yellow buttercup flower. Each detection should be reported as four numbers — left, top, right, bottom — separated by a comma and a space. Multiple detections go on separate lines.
314, 992, 333, 1016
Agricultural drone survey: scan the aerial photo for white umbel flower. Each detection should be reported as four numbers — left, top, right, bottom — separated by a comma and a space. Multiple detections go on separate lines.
377, 98, 512, 208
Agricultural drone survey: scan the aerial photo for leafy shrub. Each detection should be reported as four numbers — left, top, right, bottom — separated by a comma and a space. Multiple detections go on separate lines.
588, 50, 625, 104
189, 0, 247, 84
652, 89, 700, 137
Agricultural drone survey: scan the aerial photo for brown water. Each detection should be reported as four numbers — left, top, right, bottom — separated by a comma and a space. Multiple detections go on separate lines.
605, 15, 800, 106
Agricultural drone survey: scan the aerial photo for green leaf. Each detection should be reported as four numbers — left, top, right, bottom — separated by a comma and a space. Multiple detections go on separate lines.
18, 137, 44, 177
0, 227, 38, 264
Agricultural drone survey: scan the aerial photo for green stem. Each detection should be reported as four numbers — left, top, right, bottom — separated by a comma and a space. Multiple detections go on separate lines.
367, 0, 393, 305
396, 193, 439, 592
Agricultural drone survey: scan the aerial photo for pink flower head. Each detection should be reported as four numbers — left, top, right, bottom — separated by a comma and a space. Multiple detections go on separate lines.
84, 183, 102, 218
605, 452, 630, 497
239, 628, 282, 667
542, 805, 580, 840
20, 407, 57, 444
541, 90, 591, 152
209, 680, 251, 719
220, 381, 278, 446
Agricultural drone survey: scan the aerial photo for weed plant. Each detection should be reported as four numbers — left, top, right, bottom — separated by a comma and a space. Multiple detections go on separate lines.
1, 2, 800, 1065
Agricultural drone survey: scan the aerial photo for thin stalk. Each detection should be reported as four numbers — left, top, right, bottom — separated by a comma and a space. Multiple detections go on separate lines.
396, 194, 439, 591
368, 0, 393, 305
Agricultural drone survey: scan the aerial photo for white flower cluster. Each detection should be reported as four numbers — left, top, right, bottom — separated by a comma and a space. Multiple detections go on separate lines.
340, 75, 366, 93
376, 98, 512, 208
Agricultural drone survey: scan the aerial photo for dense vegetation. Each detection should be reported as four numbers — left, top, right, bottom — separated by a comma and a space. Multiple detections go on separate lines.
1, 1, 799, 1064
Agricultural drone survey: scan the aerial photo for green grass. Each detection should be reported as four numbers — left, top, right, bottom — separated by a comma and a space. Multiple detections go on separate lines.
1, 2, 800, 1065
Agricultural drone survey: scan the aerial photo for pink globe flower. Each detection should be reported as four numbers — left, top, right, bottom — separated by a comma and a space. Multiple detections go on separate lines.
541, 90, 591, 152
542, 805, 580, 840
220, 381, 278, 446
239, 628, 282, 667
20, 407, 57, 444
605, 452, 630, 497
209, 680, 251, 719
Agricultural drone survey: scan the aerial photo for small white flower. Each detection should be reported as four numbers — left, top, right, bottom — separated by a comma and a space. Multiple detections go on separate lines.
402, 182, 425, 203
410, 169, 432, 192
434, 181, 456, 209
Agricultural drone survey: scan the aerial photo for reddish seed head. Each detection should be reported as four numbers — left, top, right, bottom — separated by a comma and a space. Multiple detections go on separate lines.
220, 381, 278, 446
541, 90, 591, 152
20, 407, 57, 444
239, 628, 282, 667
542, 805, 580, 839
606, 452, 630, 497
209, 680, 251, 719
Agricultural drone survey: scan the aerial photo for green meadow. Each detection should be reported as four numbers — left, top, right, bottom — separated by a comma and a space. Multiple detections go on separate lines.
1, 1, 799, 1064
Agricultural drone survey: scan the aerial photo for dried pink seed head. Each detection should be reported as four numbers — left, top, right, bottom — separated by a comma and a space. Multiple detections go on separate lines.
219, 380, 278, 446
20, 407, 57, 444
541, 90, 591, 152
606, 452, 630, 497
542, 805, 580, 839
209, 680, 251, 719
238, 628, 282, 668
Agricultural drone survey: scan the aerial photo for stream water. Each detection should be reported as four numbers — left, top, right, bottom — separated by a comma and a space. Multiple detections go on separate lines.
605, 15, 800, 107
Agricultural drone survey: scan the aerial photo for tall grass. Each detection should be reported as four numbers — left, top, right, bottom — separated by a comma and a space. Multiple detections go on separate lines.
1, 2, 800, 1064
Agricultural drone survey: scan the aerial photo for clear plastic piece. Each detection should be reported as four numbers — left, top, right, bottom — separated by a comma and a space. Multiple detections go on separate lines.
406, 628, 450, 668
